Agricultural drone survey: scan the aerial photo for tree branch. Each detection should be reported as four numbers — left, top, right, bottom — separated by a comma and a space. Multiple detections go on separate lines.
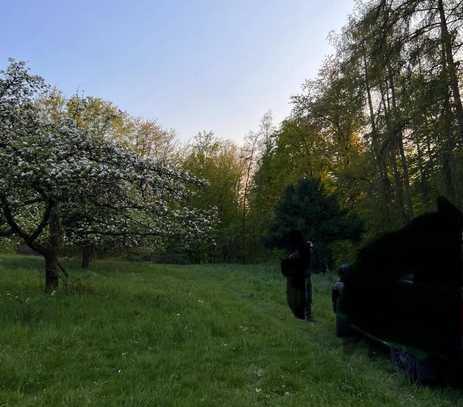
0, 195, 47, 254
0, 228, 13, 237
57, 261, 68, 278
30, 201, 53, 242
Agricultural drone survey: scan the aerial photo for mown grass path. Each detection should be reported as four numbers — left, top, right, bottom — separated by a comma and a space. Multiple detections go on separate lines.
0, 256, 461, 406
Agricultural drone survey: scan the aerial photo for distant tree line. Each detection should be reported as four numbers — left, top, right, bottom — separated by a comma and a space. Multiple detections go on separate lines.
2, 1, 462, 274
243, 0, 463, 262
202, 0, 463, 263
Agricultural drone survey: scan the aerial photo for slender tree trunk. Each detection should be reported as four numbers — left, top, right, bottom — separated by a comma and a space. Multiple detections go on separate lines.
81, 245, 94, 269
390, 153, 407, 222
240, 133, 259, 263
379, 79, 408, 222
362, 50, 393, 224
414, 136, 431, 207
438, 0, 463, 145
397, 138, 413, 217
380, 76, 410, 224
45, 204, 62, 292
388, 66, 413, 219
438, 15, 458, 203
441, 104, 457, 202
413, 57, 432, 208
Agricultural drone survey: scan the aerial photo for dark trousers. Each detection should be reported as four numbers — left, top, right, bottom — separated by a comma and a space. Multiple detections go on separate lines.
287, 275, 312, 319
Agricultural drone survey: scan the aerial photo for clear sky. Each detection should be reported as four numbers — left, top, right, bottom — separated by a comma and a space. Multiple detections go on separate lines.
2, 0, 354, 143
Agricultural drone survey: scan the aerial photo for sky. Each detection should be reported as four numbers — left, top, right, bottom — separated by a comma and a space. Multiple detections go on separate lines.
2, 0, 354, 143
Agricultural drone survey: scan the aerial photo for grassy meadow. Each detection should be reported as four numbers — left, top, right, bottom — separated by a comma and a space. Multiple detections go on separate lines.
0, 255, 462, 406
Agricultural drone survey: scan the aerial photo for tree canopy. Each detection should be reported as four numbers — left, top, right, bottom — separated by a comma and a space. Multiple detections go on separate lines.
266, 178, 363, 267
0, 61, 213, 290
2, 0, 463, 271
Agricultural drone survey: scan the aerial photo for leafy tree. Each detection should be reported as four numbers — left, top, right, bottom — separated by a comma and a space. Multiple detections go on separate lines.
266, 0, 463, 243
266, 178, 363, 268
237, 112, 276, 261
0, 61, 213, 291
182, 131, 242, 261
40, 92, 180, 267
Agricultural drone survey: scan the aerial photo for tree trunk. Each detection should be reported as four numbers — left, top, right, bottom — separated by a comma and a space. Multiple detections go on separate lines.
240, 133, 259, 264
81, 245, 94, 269
45, 204, 62, 292
438, 0, 463, 145
397, 137, 413, 218
391, 154, 408, 223
379, 79, 408, 222
387, 66, 413, 220
361, 49, 393, 224
44, 252, 59, 293
441, 109, 457, 203
438, 14, 458, 203
414, 136, 431, 208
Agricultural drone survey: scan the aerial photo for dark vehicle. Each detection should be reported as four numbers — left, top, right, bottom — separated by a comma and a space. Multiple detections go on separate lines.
332, 264, 463, 383
330, 198, 463, 383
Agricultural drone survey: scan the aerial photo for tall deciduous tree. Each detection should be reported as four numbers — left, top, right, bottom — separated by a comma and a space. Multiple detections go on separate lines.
40, 92, 180, 267
182, 131, 243, 261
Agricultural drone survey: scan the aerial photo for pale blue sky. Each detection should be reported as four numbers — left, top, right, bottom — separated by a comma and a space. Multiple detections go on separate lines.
2, 1, 354, 143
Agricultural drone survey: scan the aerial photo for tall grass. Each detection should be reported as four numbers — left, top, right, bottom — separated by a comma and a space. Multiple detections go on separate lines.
0, 256, 461, 406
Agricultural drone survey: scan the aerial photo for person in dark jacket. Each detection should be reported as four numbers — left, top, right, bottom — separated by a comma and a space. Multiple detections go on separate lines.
281, 230, 313, 320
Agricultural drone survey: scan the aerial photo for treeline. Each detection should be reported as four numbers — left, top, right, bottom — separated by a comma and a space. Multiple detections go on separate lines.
193, 0, 463, 263
4, 0, 462, 267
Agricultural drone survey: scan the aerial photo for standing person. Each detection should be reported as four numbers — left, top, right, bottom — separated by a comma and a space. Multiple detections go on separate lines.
280, 230, 313, 320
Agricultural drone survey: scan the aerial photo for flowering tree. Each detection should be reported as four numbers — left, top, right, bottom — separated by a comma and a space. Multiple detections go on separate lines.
40, 91, 182, 267
0, 61, 214, 291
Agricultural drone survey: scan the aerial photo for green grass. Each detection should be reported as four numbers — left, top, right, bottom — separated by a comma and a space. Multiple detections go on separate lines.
0, 255, 462, 406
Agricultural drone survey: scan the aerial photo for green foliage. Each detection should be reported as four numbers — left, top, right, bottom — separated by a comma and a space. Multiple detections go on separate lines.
0, 238, 16, 254
4, 0, 463, 266
270, 0, 463, 242
266, 178, 363, 267
181, 131, 244, 262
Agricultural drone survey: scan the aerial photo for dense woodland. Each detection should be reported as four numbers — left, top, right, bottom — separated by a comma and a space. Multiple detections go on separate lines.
2, 0, 463, 284
203, 0, 463, 262
181, 0, 463, 264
